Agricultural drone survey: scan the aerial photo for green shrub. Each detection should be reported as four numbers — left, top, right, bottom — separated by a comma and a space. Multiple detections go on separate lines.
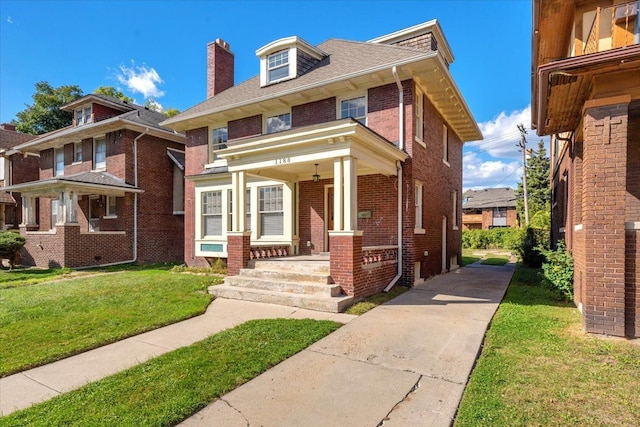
462, 228, 523, 251
516, 227, 546, 268
0, 232, 26, 269
542, 240, 574, 300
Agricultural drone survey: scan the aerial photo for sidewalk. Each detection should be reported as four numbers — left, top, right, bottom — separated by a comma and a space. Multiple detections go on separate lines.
0, 299, 355, 416
181, 262, 515, 426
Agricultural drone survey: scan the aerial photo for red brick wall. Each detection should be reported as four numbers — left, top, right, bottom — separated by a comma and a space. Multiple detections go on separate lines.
93, 103, 124, 122
7, 152, 39, 227
227, 233, 250, 275
330, 233, 364, 296
292, 97, 336, 128
506, 208, 518, 227
625, 102, 640, 336
298, 178, 330, 255
481, 210, 493, 229
228, 115, 261, 141
184, 127, 210, 267
368, 82, 402, 145
581, 102, 628, 337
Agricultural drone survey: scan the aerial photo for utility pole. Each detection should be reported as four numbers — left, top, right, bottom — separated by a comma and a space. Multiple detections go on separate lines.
517, 123, 530, 225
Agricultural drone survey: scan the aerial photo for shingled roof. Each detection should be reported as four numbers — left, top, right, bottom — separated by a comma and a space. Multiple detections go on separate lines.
463, 188, 517, 209
0, 127, 37, 150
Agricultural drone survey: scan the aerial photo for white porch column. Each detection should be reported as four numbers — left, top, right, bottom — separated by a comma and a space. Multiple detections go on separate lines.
63, 190, 78, 223
343, 156, 357, 232
333, 158, 343, 231
58, 192, 66, 224
231, 171, 246, 232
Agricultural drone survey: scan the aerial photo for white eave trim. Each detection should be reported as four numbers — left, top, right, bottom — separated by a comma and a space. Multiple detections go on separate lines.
626, 222, 640, 230
256, 36, 327, 60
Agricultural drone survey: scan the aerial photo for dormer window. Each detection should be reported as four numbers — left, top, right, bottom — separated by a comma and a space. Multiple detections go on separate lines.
267, 50, 290, 83
256, 36, 326, 87
75, 106, 92, 126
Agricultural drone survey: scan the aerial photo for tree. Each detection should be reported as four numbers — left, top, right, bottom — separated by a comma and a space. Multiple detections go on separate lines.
14, 82, 83, 135
515, 139, 550, 227
94, 86, 134, 103
164, 108, 180, 118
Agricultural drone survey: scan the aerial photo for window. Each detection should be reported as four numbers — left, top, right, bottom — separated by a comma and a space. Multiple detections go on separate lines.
54, 148, 64, 176
267, 50, 289, 83
340, 96, 366, 125
259, 185, 283, 236
209, 127, 228, 163
75, 106, 92, 126
493, 207, 507, 227
415, 89, 424, 141
245, 189, 251, 231
452, 190, 458, 230
227, 190, 233, 232
106, 196, 117, 217
74, 142, 82, 163
442, 124, 449, 164
51, 199, 60, 227
266, 112, 291, 134
202, 191, 223, 236
94, 138, 106, 170
414, 182, 423, 230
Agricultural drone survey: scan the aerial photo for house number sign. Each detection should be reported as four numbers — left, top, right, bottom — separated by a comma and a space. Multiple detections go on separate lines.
274, 157, 291, 165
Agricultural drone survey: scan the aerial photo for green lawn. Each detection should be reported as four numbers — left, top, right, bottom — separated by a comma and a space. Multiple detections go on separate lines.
480, 254, 510, 266
461, 249, 481, 266
345, 286, 408, 315
0, 319, 340, 427
455, 266, 640, 426
0, 267, 79, 289
0, 267, 222, 376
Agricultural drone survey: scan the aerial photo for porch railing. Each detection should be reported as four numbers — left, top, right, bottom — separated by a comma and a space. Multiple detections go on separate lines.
362, 245, 398, 267
249, 245, 290, 259
584, 1, 639, 55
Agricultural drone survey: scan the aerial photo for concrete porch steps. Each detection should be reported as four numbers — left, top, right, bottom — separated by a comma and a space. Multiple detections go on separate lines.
209, 257, 353, 313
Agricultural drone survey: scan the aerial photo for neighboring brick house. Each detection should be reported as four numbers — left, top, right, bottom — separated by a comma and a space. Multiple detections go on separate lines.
532, 0, 640, 337
4, 94, 185, 268
0, 123, 39, 229
163, 20, 481, 309
462, 188, 518, 230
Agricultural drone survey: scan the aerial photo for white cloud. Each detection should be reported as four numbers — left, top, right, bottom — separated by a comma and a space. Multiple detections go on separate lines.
144, 98, 164, 113
463, 151, 521, 191
6, 16, 13, 24
117, 62, 165, 99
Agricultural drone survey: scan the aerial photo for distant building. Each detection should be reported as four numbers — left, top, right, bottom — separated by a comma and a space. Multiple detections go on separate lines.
532, 0, 640, 338
462, 188, 517, 230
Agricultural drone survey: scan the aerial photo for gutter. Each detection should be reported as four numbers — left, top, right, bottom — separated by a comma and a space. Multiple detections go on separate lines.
384, 66, 405, 293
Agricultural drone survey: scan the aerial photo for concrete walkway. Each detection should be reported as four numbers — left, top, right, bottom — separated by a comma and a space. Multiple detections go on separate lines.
181, 262, 515, 427
0, 299, 355, 416
1, 262, 514, 425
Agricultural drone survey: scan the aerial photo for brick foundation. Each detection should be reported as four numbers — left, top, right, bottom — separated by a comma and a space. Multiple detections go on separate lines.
227, 232, 251, 276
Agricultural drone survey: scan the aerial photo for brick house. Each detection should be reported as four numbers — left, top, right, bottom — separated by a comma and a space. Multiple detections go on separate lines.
4, 94, 186, 268
532, 0, 640, 337
462, 188, 518, 230
0, 123, 39, 229
163, 20, 481, 311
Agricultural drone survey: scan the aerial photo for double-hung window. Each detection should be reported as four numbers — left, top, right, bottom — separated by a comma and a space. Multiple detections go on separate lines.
415, 182, 423, 230
340, 96, 366, 125
202, 191, 223, 237
415, 89, 424, 141
259, 185, 283, 236
51, 199, 60, 227
267, 50, 289, 83
94, 138, 106, 170
106, 196, 117, 217
266, 112, 291, 134
73, 142, 82, 163
209, 127, 228, 163
75, 106, 92, 126
245, 189, 251, 231
54, 147, 64, 176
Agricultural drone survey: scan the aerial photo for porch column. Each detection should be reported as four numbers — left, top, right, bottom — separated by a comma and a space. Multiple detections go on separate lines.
227, 231, 251, 276
231, 171, 246, 232
333, 158, 343, 231
343, 156, 357, 231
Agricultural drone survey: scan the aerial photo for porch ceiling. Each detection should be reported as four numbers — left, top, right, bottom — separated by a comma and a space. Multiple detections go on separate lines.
218, 118, 408, 180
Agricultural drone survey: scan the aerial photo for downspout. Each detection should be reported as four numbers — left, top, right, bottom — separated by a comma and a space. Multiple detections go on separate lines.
384, 66, 404, 292
79, 127, 148, 269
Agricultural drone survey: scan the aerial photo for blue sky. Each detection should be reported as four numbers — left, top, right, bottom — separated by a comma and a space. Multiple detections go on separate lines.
0, 0, 538, 190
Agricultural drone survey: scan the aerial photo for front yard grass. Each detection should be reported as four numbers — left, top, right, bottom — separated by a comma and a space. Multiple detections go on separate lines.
480, 253, 509, 266
461, 249, 481, 266
0, 267, 79, 289
0, 318, 340, 427
0, 267, 222, 376
454, 266, 640, 426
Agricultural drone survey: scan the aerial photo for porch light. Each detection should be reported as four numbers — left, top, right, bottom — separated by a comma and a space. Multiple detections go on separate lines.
313, 164, 320, 182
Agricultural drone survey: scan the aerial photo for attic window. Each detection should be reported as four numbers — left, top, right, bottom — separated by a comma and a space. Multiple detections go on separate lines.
75, 106, 92, 126
267, 50, 289, 83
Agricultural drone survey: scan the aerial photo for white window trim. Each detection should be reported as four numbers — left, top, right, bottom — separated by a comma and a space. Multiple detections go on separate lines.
266, 49, 291, 84
75, 105, 93, 127
263, 110, 292, 135
73, 142, 83, 164
337, 93, 368, 126
414, 181, 425, 234
54, 147, 64, 177
104, 196, 117, 219
259, 45, 299, 87
206, 125, 228, 166
442, 124, 450, 167
93, 136, 106, 171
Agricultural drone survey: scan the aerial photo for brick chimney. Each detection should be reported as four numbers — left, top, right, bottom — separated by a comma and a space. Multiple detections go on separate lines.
0, 123, 16, 131
207, 38, 234, 98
